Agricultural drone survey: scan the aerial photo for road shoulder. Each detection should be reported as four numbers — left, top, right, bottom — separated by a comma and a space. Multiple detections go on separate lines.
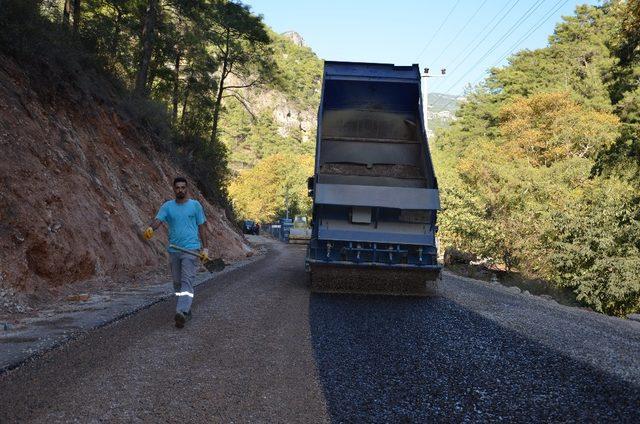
0, 236, 269, 373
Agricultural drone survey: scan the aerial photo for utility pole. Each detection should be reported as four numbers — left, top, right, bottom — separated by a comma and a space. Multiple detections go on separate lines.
420, 67, 446, 140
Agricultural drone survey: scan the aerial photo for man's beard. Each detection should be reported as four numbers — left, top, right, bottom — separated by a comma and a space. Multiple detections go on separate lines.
176, 193, 186, 199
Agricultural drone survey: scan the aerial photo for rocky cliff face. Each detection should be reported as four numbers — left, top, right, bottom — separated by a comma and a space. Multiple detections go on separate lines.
245, 84, 317, 142
219, 30, 321, 172
281, 31, 305, 47
0, 54, 251, 311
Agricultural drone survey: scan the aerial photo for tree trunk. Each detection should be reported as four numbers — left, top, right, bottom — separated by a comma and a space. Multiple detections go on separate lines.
172, 50, 181, 124
109, 8, 123, 69
134, 0, 158, 96
180, 80, 191, 128
72, 0, 81, 35
63, 0, 72, 27
180, 63, 195, 128
210, 68, 226, 144
210, 29, 230, 144
148, 51, 159, 91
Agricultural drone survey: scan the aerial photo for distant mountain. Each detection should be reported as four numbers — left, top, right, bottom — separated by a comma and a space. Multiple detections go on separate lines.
427, 93, 461, 114
425, 92, 464, 137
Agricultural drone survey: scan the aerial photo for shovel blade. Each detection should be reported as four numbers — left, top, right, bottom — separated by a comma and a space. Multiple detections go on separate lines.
204, 258, 225, 273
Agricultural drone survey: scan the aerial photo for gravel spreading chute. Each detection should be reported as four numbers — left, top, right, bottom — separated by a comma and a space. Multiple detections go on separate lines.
308, 263, 440, 296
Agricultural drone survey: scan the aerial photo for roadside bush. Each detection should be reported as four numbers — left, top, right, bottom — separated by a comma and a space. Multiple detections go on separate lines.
120, 95, 173, 152
176, 133, 230, 206
549, 179, 640, 316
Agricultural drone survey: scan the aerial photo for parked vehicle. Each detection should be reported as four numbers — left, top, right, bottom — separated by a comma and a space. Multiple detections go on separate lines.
242, 220, 255, 235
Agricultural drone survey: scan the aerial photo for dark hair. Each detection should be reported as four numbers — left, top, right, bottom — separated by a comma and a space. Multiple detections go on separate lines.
173, 176, 187, 186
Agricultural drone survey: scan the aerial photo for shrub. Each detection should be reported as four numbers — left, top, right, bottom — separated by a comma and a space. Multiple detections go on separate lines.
550, 179, 640, 315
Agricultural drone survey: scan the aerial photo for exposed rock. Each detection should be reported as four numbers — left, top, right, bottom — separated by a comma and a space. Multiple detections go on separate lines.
222, 75, 317, 167
281, 31, 305, 47
48, 222, 63, 233
627, 314, 640, 322
0, 53, 251, 300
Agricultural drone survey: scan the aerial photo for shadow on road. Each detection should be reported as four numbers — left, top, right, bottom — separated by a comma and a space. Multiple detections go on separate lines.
308, 293, 640, 422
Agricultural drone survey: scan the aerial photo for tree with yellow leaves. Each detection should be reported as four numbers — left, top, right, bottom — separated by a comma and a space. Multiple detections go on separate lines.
228, 154, 314, 222
498, 92, 620, 167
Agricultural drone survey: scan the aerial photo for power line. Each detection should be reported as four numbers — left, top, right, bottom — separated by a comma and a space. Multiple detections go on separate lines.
415, 0, 463, 61
429, 0, 491, 67
424, 0, 520, 93
435, 0, 571, 112
436, 0, 546, 96
431, 0, 548, 109
494, 0, 570, 65
428, 0, 521, 93
440, 0, 521, 77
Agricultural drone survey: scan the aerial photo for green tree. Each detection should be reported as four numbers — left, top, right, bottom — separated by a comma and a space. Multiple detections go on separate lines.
434, 1, 640, 314
550, 179, 640, 316
206, 0, 273, 144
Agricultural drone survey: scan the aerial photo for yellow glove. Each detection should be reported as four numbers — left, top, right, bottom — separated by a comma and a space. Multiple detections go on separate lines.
143, 227, 154, 240
199, 248, 210, 262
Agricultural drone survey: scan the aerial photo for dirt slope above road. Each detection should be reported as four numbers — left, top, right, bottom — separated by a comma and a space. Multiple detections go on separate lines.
0, 54, 251, 311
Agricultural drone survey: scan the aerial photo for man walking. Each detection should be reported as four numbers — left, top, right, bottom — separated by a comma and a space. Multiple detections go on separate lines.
143, 177, 208, 328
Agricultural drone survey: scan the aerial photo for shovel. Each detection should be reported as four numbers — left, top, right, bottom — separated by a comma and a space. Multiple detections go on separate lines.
169, 244, 226, 272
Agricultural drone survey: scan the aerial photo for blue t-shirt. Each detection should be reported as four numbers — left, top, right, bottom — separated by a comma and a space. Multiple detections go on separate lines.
155, 199, 206, 252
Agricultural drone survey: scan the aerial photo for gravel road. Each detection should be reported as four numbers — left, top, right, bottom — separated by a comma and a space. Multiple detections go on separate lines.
0, 238, 638, 422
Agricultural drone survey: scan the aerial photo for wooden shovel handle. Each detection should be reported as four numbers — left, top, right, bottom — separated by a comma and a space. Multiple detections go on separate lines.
169, 244, 201, 258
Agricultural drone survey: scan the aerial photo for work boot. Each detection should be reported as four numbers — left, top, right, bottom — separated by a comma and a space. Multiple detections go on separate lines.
174, 312, 186, 328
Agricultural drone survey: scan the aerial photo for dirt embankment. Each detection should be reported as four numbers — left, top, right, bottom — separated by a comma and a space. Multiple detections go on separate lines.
0, 54, 251, 312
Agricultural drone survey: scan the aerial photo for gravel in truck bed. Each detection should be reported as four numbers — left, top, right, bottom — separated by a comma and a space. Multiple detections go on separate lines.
320, 163, 423, 178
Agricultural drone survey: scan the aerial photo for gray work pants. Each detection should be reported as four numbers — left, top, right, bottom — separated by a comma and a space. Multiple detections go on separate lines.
170, 252, 198, 313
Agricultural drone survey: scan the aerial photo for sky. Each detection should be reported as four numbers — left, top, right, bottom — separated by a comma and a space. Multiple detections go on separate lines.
248, 0, 600, 96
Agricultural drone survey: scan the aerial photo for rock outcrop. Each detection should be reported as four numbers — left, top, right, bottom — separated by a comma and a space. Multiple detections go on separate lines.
281, 31, 305, 47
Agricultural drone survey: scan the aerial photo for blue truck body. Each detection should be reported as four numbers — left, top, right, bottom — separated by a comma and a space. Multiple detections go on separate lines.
305, 61, 441, 289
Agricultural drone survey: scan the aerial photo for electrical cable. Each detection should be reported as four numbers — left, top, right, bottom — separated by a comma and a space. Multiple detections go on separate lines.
430, 0, 550, 109
441, 0, 521, 77
428, 0, 491, 66
415, 0, 463, 61
435, 0, 570, 111
434, 0, 546, 99
424, 0, 520, 93
428, 0, 521, 92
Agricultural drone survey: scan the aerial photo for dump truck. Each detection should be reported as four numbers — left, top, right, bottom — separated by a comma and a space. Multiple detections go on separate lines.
305, 61, 441, 295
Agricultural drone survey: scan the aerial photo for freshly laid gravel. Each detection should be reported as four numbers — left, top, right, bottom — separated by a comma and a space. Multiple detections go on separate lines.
1, 239, 638, 423
310, 293, 640, 422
